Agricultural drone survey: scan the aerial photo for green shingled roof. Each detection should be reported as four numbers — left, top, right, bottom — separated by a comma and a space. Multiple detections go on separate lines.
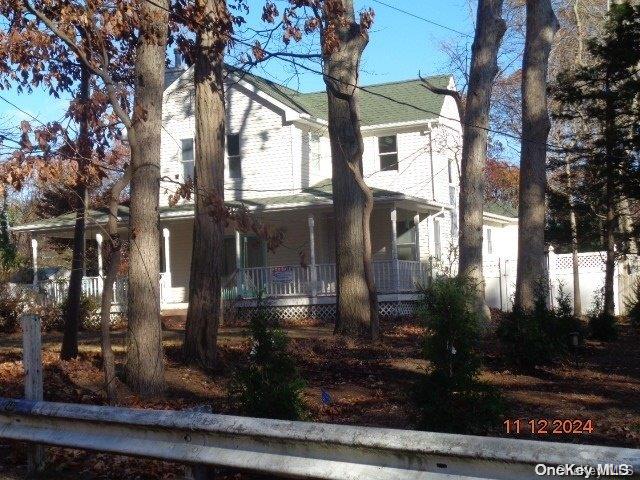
291, 76, 451, 126
13, 186, 411, 232
11, 206, 130, 232
484, 200, 518, 218
166, 66, 452, 127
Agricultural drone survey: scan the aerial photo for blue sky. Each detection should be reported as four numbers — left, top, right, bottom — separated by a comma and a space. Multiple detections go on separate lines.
0, 1, 476, 126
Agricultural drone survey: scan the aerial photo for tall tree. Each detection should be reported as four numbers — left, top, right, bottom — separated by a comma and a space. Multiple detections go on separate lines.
514, 0, 559, 311
318, 0, 378, 339
182, 0, 233, 368
12, 0, 168, 395
457, 0, 506, 320
124, 0, 169, 394
61, 66, 91, 360
0, 189, 18, 273
258, 0, 377, 339
552, 2, 640, 316
99, 143, 130, 403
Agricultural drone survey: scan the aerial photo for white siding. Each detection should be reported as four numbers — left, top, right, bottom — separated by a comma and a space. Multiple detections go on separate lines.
160, 75, 298, 206
160, 73, 463, 210
484, 222, 519, 260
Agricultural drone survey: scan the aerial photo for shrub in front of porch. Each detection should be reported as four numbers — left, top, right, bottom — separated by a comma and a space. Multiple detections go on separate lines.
38, 295, 102, 332
0, 287, 26, 333
584, 287, 618, 341
497, 284, 582, 370
416, 277, 503, 434
229, 302, 306, 421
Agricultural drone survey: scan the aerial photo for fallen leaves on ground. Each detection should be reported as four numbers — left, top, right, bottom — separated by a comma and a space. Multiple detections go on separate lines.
0, 316, 639, 479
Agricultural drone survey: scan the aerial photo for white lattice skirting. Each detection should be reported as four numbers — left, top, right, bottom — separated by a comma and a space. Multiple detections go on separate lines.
235, 301, 419, 322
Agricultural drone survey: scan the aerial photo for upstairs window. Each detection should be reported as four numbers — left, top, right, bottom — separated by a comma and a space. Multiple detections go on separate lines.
378, 135, 398, 171
181, 138, 195, 180
227, 133, 241, 179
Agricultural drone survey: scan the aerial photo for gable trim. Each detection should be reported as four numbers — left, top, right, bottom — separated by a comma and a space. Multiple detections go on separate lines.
164, 66, 305, 123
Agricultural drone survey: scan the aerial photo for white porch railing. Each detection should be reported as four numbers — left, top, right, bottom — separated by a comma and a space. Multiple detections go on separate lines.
39, 276, 128, 307
237, 260, 433, 299
35, 260, 433, 305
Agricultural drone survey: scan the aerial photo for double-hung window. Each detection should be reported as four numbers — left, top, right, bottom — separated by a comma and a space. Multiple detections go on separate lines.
227, 133, 241, 179
378, 135, 398, 171
181, 138, 195, 180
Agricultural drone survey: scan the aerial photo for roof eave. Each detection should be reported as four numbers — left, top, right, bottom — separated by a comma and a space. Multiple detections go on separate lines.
361, 119, 439, 133
482, 211, 518, 224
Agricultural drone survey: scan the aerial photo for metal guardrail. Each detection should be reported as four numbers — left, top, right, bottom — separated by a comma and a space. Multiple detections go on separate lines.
0, 398, 639, 479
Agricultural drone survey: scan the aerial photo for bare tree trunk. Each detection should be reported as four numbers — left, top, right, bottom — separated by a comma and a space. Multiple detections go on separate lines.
345, 112, 380, 341
99, 167, 131, 404
603, 71, 617, 317
604, 199, 616, 316
458, 0, 506, 320
323, 0, 377, 340
514, 0, 559, 311
608, 0, 638, 273
61, 66, 91, 360
184, 0, 228, 368
569, 205, 582, 316
124, 0, 168, 395
569, 0, 583, 318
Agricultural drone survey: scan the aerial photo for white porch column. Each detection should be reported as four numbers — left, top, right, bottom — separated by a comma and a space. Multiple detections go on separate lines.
390, 208, 400, 295
31, 238, 38, 288
162, 228, 171, 279
235, 230, 242, 296
161, 227, 172, 306
308, 215, 317, 299
390, 208, 399, 261
413, 213, 421, 262
95, 233, 104, 294
96, 233, 104, 277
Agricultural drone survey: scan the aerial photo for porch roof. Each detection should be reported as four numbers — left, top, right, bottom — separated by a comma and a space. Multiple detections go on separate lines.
12, 183, 445, 234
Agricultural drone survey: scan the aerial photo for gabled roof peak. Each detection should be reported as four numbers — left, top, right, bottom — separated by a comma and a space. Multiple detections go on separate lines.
164, 64, 455, 127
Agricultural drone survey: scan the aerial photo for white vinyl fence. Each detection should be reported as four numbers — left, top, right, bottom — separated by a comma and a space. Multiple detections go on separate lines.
484, 251, 640, 314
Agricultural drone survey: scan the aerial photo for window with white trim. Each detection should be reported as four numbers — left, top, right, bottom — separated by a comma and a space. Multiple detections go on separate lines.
181, 138, 194, 180
378, 135, 398, 171
227, 133, 241, 179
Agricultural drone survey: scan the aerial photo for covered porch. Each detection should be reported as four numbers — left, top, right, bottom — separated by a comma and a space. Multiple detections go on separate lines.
17, 186, 451, 312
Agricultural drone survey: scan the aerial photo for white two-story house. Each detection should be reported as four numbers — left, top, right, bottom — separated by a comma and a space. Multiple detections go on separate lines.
14, 64, 518, 318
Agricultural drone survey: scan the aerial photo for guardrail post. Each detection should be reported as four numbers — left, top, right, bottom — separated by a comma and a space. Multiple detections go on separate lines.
184, 404, 214, 480
21, 314, 44, 474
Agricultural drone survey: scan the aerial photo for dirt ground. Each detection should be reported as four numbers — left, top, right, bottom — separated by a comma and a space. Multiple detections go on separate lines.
0, 315, 639, 479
